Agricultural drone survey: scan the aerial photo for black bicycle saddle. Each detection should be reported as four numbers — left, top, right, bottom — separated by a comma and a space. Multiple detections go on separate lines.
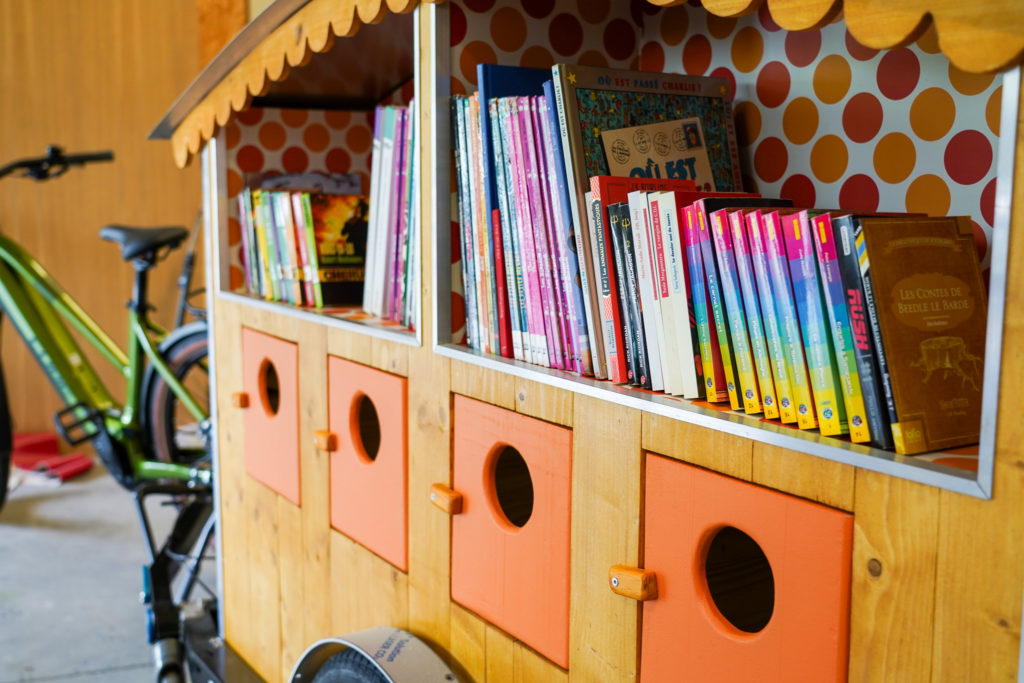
100, 225, 189, 261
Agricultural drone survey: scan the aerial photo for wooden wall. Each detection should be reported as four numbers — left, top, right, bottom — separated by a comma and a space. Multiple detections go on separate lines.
0, 0, 202, 433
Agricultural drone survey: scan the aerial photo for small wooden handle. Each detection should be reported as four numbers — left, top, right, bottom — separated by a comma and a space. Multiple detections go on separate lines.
609, 565, 658, 601
430, 483, 463, 515
314, 430, 338, 452
231, 392, 250, 409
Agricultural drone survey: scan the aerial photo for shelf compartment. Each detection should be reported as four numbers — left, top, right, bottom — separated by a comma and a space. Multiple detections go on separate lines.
641, 453, 853, 682
450, 395, 573, 669
327, 356, 409, 571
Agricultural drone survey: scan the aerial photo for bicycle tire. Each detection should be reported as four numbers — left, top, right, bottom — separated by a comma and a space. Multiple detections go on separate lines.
311, 647, 390, 683
140, 322, 209, 465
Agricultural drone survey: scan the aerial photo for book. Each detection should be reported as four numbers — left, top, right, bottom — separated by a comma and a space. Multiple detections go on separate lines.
710, 208, 762, 414
600, 117, 718, 191
295, 192, 323, 308
728, 210, 779, 419
288, 192, 316, 307
252, 190, 280, 302
745, 209, 797, 424
682, 202, 727, 402
782, 210, 848, 436
856, 216, 986, 454
306, 192, 369, 306
759, 209, 817, 429
587, 188, 627, 382
628, 191, 666, 392
832, 214, 893, 449
237, 188, 260, 297
540, 83, 590, 374
452, 98, 480, 349
270, 191, 303, 306
608, 201, 647, 386
811, 212, 872, 443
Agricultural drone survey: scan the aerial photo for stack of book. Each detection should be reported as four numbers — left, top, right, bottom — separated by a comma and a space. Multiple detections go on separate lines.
236, 101, 418, 330
452, 63, 987, 455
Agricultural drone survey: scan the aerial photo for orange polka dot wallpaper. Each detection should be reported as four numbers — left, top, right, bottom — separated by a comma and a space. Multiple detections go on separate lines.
639, 2, 1002, 274
223, 107, 377, 291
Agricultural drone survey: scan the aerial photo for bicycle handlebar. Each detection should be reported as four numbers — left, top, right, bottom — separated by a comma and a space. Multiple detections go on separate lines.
0, 145, 114, 181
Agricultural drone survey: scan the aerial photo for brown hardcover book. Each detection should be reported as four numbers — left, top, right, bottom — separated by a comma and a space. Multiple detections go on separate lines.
856, 216, 986, 454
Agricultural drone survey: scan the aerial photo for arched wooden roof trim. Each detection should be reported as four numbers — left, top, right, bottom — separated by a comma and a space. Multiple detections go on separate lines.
157, 0, 1023, 167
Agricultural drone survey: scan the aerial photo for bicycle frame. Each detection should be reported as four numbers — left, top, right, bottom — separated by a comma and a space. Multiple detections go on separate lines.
0, 230, 210, 486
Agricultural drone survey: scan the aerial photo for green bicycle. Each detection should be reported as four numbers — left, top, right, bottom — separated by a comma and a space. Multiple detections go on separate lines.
0, 146, 213, 683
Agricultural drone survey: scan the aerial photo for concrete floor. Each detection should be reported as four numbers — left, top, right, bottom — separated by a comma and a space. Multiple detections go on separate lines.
0, 460, 184, 682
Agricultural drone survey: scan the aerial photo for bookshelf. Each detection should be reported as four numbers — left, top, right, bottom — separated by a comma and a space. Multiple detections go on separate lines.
155, 2, 421, 344
429, 0, 1017, 497
156, 1, 1024, 681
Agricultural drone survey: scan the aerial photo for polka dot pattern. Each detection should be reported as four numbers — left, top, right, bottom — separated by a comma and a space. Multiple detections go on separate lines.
642, 3, 999, 269
223, 107, 379, 292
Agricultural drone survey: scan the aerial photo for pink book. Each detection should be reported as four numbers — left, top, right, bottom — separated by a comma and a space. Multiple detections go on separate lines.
507, 98, 549, 367
290, 192, 316, 306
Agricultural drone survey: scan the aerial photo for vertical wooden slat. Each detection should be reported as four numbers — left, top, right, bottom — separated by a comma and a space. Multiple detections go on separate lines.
849, 471, 939, 682
485, 625, 516, 681
278, 498, 305, 681
329, 530, 409, 636
451, 360, 517, 409
642, 412, 753, 480
450, 603, 487, 682
569, 396, 642, 682
244, 480, 282, 680
514, 378, 573, 427
514, 642, 568, 682
752, 442, 856, 511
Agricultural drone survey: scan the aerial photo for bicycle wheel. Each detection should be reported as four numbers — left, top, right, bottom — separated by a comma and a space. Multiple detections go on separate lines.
141, 322, 209, 465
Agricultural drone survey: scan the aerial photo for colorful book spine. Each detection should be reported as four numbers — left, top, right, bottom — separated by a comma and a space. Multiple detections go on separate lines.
832, 215, 893, 449
760, 210, 816, 428
452, 98, 480, 349
627, 190, 665, 392
295, 192, 324, 308
253, 190, 280, 302
272, 191, 303, 306
811, 213, 871, 443
237, 188, 259, 296
656, 192, 701, 399
694, 202, 740, 410
646, 193, 681, 395
782, 211, 847, 435
465, 98, 493, 352
728, 210, 779, 419
682, 203, 728, 402
508, 97, 549, 367
609, 202, 647, 386
497, 98, 532, 363
745, 210, 797, 423
288, 192, 316, 307
530, 96, 572, 371
588, 179, 629, 384
854, 222, 900, 434
489, 98, 524, 361
710, 209, 762, 414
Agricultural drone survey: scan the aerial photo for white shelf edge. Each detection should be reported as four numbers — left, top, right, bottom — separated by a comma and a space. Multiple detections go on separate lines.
217, 290, 421, 346
435, 342, 987, 498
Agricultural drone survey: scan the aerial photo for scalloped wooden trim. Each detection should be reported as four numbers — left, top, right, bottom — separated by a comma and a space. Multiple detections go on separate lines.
170, 0, 421, 167
651, 0, 1024, 73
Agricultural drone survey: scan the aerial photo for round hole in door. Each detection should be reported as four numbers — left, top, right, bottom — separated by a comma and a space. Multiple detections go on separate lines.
351, 393, 381, 463
488, 445, 533, 529
704, 526, 775, 633
258, 359, 280, 416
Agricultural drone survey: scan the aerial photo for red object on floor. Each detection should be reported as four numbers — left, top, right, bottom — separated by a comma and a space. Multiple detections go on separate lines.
11, 431, 93, 481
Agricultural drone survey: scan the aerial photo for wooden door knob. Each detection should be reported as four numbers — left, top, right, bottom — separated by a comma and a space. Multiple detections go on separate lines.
314, 430, 338, 452
429, 483, 463, 515
231, 392, 250, 408
609, 565, 658, 601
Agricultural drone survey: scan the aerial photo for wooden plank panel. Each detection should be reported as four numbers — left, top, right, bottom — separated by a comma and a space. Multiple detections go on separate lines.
751, 442, 856, 511
372, 339, 411, 376
213, 299, 253, 657
933, 85, 1024, 683
329, 530, 409, 636
569, 395, 642, 682
848, 470, 939, 682
451, 359, 516, 409
450, 603, 487, 683
326, 325, 375, 366
407, 350, 454, 651
278, 498, 305, 682
515, 642, 568, 683
297, 321, 332, 646
514, 378, 573, 427
642, 413, 753, 480
485, 625, 516, 682
244, 480, 282, 680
